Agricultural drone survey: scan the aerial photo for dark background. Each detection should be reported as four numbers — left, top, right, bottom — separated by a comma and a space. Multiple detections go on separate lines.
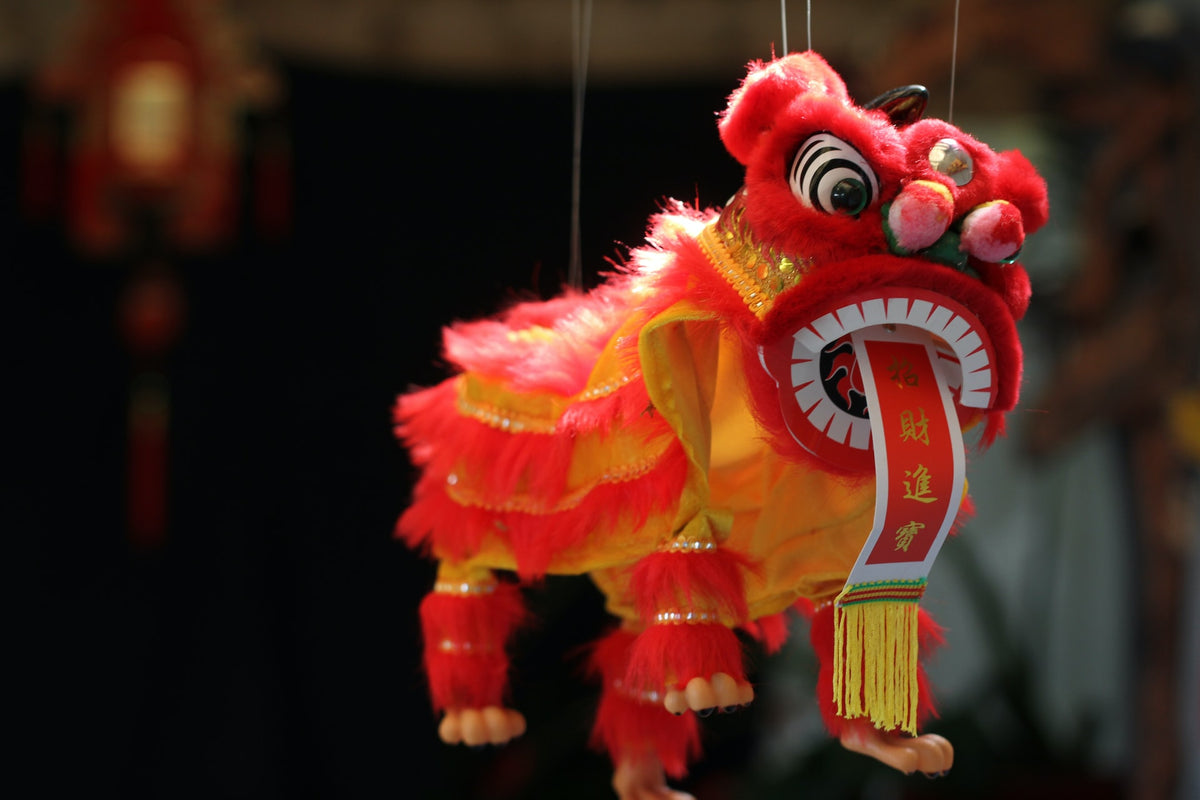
8, 65, 766, 798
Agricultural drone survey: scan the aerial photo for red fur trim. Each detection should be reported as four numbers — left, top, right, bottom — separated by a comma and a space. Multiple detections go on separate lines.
418, 582, 526, 711
396, 441, 689, 578
742, 611, 791, 655
625, 623, 747, 695
808, 602, 942, 735
718, 53, 851, 167
589, 628, 702, 778
630, 549, 751, 625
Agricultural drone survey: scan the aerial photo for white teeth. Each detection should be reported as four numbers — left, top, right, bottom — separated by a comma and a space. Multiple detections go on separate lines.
941, 315, 971, 343
808, 396, 837, 431
861, 298, 887, 325
834, 304, 865, 330
812, 313, 844, 342
784, 294, 997, 450
794, 379, 825, 412
907, 299, 934, 325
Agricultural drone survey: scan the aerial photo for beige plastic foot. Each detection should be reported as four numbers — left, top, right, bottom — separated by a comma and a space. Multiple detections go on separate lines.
612, 754, 696, 800
663, 672, 753, 716
438, 706, 526, 746
839, 723, 954, 776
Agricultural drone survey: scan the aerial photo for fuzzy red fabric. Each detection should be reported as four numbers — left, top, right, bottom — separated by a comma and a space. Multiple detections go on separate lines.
419, 581, 527, 711
624, 549, 752, 691
589, 627, 702, 778
741, 610, 791, 655
625, 623, 747, 698
808, 601, 944, 736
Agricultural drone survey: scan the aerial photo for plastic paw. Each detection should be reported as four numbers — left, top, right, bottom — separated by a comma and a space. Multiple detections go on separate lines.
838, 723, 954, 776
662, 672, 753, 716
438, 706, 526, 747
612, 754, 697, 800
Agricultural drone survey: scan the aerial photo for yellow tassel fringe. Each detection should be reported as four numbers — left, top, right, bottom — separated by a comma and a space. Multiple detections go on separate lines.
833, 580, 925, 735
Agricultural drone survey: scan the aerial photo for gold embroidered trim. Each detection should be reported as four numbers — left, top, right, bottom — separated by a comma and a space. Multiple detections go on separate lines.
444, 449, 666, 515
658, 534, 718, 553
653, 608, 721, 625
433, 579, 498, 596
456, 393, 559, 434
698, 201, 809, 319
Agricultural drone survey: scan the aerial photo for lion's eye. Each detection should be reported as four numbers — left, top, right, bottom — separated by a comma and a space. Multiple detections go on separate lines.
790, 133, 879, 216
928, 138, 974, 186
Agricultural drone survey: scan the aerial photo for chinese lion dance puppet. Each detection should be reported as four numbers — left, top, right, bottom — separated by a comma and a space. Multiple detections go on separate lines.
394, 52, 1048, 799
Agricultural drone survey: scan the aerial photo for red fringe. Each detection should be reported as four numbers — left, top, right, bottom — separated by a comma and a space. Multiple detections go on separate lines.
418, 581, 526, 711
742, 610, 791, 655
396, 442, 689, 578
589, 628, 701, 778
626, 623, 746, 695
631, 549, 751, 624
808, 601, 943, 735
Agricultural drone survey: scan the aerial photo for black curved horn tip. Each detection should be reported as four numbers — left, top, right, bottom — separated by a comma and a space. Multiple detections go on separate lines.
864, 85, 929, 126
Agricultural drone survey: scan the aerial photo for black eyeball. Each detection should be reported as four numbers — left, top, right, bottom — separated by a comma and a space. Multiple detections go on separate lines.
790, 133, 879, 216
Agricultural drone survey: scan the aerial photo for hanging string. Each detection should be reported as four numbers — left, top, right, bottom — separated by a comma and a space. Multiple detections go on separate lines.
780, 1, 813, 54
807, 0, 812, 51
948, 0, 960, 122
568, 0, 593, 290
781, 0, 788, 55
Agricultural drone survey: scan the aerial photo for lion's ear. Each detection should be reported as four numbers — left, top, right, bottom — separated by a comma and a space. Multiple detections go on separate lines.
718, 52, 849, 166
863, 85, 928, 128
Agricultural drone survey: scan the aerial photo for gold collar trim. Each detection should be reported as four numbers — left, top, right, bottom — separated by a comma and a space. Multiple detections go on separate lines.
697, 199, 809, 319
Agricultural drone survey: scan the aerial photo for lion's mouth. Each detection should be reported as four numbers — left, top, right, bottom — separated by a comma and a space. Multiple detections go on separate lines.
758, 286, 998, 471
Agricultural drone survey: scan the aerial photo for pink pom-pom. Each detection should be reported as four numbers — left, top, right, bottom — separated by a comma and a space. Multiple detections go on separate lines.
887, 180, 954, 252
960, 200, 1024, 263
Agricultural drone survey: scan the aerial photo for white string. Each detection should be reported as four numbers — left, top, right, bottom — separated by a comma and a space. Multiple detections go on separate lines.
948, 0, 960, 122
781, 0, 788, 55
807, 0, 812, 51
569, 0, 593, 290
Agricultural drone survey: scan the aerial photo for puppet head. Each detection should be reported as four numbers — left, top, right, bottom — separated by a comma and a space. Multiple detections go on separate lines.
715, 53, 1048, 473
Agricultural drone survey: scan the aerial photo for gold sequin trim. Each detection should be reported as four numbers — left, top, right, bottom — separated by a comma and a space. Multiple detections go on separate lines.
456, 395, 558, 434
444, 451, 665, 515
658, 535, 718, 553
611, 678, 663, 705
698, 200, 809, 319
653, 609, 721, 625
436, 638, 495, 654
577, 371, 639, 402
433, 580, 498, 596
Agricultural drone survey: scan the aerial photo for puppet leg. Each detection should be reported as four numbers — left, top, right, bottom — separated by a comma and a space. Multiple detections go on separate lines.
590, 625, 701, 800
419, 562, 527, 746
625, 535, 754, 717
807, 600, 953, 775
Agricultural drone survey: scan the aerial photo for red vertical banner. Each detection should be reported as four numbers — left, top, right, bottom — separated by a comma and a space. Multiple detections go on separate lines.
832, 326, 967, 734
848, 327, 965, 583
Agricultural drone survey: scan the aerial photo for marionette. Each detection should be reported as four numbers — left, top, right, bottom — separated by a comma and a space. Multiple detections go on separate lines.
394, 52, 1048, 799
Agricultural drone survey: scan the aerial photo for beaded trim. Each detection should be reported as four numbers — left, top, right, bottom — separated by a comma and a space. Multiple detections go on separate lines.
611, 677, 663, 705
456, 394, 558, 434
654, 609, 720, 625
433, 579, 497, 596
457, 371, 642, 434
436, 638, 494, 654
658, 534, 718, 553
578, 371, 638, 402
443, 446, 667, 514
698, 198, 809, 319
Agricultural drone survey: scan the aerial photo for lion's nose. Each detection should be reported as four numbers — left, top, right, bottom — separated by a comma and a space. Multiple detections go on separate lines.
885, 179, 954, 253
885, 180, 1026, 268
960, 200, 1024, 263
